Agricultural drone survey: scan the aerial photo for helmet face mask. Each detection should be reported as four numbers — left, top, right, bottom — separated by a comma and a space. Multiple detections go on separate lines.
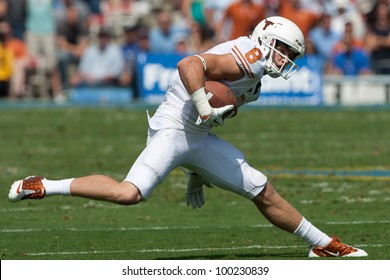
266, 39, 300, 79
251, 16, 305, 80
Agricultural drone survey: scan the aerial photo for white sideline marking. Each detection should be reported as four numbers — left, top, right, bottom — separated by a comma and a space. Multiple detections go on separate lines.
1, 220, 389, 233
25, 243, 383, 256
137, 245, 304, 253
28, 250, 127, 256
0, 207, 45, 212
0, 224, 272, 233
28, 245, 305, 256
326, 220, 390, 225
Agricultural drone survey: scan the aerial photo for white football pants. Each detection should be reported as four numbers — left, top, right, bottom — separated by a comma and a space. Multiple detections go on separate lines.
125, 127, 267, 200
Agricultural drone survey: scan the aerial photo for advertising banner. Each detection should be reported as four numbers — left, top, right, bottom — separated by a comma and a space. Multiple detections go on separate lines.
137, 53, 184, 104
250, 56, 323, 105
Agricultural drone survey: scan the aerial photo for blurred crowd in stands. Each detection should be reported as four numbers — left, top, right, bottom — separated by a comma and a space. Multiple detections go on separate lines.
0, 0, 389, 102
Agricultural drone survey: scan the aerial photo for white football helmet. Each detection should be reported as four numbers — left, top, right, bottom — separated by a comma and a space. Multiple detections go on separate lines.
251, 16, 305, 79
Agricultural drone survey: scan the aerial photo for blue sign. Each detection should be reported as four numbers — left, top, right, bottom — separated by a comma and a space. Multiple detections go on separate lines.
251, 55, 324, 105
137, 53, 323, 105
137, 53, 185, 104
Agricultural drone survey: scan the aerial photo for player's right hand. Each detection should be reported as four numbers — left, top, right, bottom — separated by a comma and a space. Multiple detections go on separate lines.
185, 171, 212, 209
202, 105, 234, 127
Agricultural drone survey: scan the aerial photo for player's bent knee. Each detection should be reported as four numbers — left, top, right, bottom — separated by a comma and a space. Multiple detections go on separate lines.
115, 181, 142, 205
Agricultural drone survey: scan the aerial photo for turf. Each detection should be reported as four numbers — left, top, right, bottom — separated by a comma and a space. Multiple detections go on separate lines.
0, 106, 389, 260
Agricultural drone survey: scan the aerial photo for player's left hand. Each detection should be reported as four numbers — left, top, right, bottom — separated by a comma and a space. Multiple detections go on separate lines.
184, 171, 211, 209
202, 105, 234, 127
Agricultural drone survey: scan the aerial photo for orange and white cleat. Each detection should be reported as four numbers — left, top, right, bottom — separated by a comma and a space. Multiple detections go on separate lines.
309, 236, 368, 257
8, 176, 46, 202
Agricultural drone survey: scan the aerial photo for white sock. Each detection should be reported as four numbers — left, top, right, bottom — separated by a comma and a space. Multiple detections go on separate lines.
42, 178, 74, 196
293, 217, 332, 247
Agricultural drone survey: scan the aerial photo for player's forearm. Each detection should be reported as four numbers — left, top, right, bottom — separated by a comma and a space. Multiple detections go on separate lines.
177, 56, 206, 94
177, 55, 212, 117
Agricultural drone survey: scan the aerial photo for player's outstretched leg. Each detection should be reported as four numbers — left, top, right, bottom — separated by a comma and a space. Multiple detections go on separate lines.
9, 175, 142, 205
252, 181, 367, 257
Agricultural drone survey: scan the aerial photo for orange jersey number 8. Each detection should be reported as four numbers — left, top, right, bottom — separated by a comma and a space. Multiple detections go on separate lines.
245, 48, 262, 64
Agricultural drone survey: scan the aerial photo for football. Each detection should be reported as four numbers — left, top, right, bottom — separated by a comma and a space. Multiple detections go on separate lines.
205, 80, 238, 119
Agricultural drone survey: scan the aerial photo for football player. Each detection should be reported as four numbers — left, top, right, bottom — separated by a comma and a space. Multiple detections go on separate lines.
9, 16, 367, 257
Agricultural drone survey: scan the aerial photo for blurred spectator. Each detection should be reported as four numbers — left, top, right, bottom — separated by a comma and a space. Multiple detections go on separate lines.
81, 0, 100, 14
4, 0, 27, 40
364, 0, 389, 29
70, 27, 124, 87
0, 21, 13, 98
0, 0, 6, 21
203, 0, 235, 41
364, 1, 390, 74
264, 0, 283, 17
329, 29, 371, 76
26, 0, 63, 100
182, 0, 207, 27
219, 0, 266, 41
56, 5, 89, 89
121, 24, 139, 64
185, 20, 215, 53
181, 0, 215, 47
299, 0, 325, 14
122, 26, 149, 100
332, 21, 364, 54
100, 0, 151, 37
54, 0, 91, 25
0, 21, 32, 99
100, 0, 146, 16
136, 27, 149, 54
174, 34, 191, 56
149, 10, 188, 54
329, 0, 366, 40
301, 37, 325, 73
309, 13, 342, 71
278, 0, 321, 37
119, 24, 139, 92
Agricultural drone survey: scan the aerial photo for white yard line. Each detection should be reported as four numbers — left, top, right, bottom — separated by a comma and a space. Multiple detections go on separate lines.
26, 245, 306, 256
1, 220, 389, 233
326, 220, 390, 225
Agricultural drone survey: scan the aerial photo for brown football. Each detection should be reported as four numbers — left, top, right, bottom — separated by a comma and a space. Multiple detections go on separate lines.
205, 80, 238, 119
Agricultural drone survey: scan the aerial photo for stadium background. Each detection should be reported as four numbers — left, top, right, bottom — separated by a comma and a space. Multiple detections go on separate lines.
1, 0, 389, 105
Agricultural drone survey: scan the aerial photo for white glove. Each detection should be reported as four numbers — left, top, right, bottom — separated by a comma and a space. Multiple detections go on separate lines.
184, 171, 212, 209
201, 105, 234, 127
191, 87, 234, 127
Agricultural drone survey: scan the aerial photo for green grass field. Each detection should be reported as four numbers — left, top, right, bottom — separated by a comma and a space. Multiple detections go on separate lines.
1, 105, 389, 260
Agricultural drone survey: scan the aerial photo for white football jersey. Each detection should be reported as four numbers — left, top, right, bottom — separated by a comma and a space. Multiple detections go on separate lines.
148, 36, 266, 133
